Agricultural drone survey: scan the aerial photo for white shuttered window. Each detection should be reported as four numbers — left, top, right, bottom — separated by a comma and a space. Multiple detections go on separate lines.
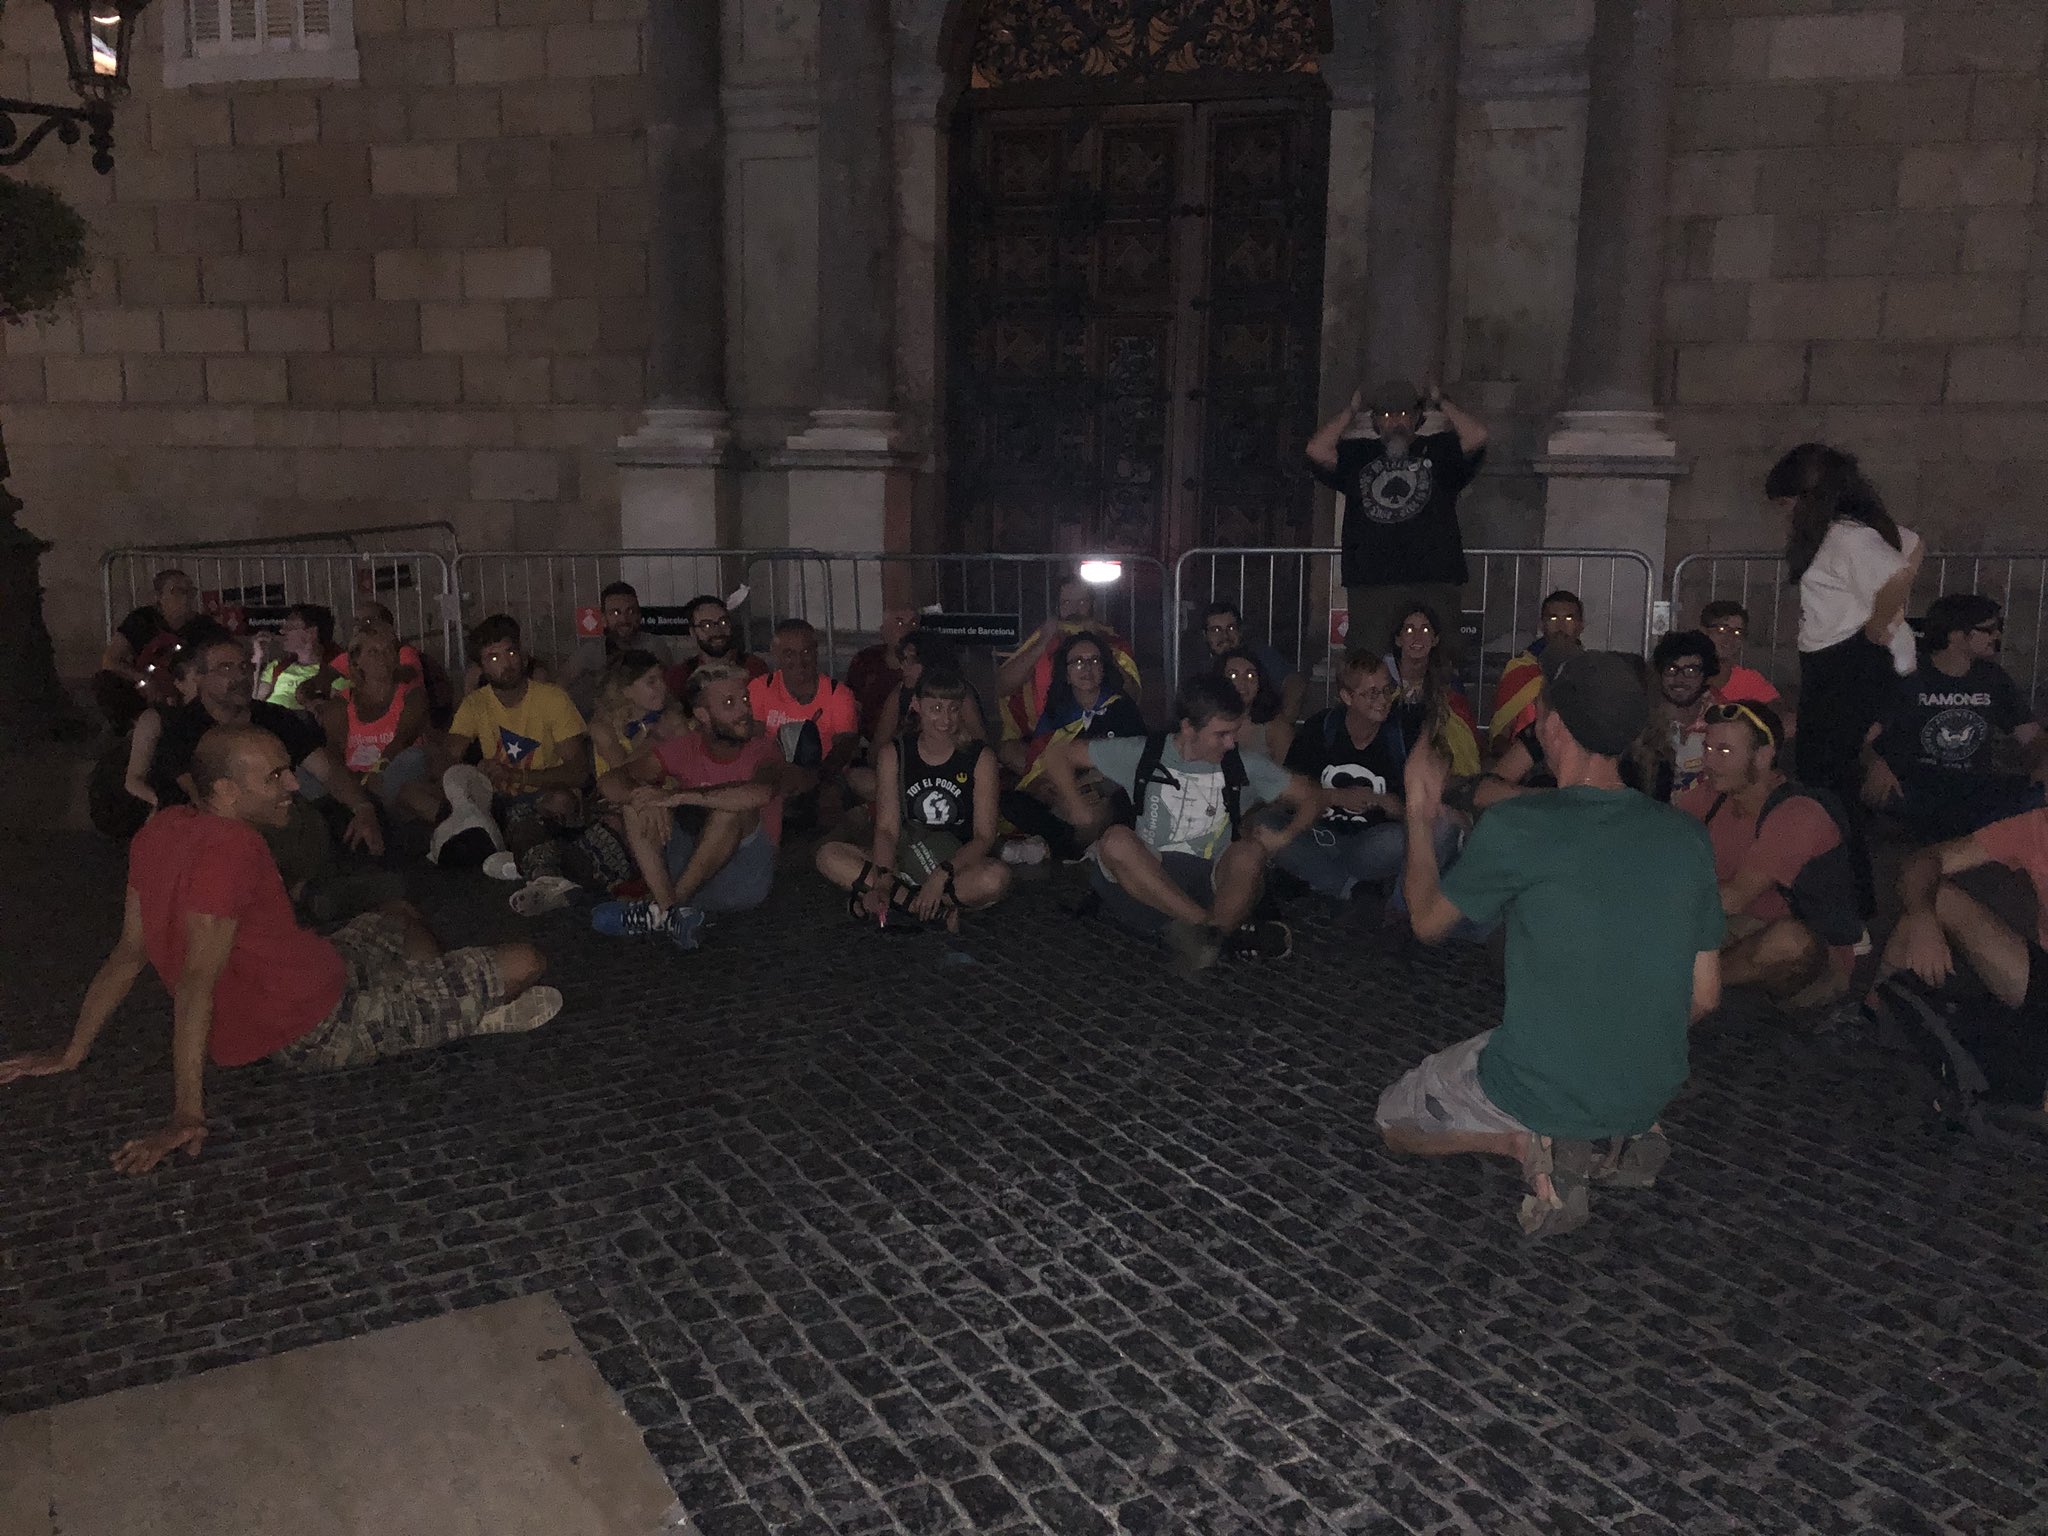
164, 0, 358, 86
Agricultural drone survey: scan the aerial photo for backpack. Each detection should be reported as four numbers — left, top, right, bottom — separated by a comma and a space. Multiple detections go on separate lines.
1132, 732, 1249, 845
1706, 781, 1862, 946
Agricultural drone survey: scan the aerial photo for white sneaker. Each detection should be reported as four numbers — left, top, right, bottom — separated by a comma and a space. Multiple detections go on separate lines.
478, 986, 563, 1035
1000, 836, 1050, 867
483, 851, 523, 882
509, 875, 578, 916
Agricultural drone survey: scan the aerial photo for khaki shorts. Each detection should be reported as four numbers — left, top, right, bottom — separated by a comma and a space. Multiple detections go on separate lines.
1375, 1030, 1530, 1137
272, 913, 507, 1072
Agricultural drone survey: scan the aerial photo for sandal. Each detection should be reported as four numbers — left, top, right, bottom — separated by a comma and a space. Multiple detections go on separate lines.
1517, 1137, 1595, 1238
1591, 1128, 1670, 1189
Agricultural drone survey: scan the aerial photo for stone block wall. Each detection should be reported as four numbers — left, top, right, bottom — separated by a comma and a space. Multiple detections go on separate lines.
1664, 1, 2048, 564
0, 0, 653, 674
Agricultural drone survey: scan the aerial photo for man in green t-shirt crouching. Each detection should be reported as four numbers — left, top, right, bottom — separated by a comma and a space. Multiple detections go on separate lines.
1385, 649, 1726, 1237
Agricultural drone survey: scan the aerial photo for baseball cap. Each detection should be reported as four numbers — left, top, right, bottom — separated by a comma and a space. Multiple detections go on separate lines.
1538, 648, 1650, 757
1365, 378, 1423, 415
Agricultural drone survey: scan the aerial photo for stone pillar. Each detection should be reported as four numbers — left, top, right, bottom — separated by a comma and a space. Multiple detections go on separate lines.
1361, 0, 1462, 386
773, 0, 913, 641
615, 0, 733, 552
1537, 0, 1687, 651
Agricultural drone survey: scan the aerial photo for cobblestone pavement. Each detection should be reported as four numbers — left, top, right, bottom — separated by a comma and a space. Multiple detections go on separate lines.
3, 825, 2045, 1536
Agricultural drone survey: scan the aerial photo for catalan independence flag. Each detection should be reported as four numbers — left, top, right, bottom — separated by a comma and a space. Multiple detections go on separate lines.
1489, 646, 1546, 749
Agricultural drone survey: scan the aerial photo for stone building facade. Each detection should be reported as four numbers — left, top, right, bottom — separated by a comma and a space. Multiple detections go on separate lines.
3, 0, 2045, 674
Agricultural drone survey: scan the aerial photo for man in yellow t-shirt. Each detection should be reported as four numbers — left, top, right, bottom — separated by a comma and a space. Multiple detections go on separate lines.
442, 614, 590, 852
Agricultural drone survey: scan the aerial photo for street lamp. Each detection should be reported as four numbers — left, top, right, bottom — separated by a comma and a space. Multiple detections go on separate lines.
1, 1, 149, 174
1, 1, 152, 743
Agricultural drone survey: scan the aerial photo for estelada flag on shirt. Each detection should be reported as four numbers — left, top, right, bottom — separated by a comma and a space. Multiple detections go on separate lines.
1489, 648, 1545, 749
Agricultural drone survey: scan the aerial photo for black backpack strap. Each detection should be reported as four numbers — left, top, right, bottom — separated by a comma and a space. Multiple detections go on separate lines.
1131, 732, 1170, 822
1703, 791, 1729, 824
1221, 747, 1249, 840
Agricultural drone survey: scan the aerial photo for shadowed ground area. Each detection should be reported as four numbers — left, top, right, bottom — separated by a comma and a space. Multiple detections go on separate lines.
2, 823, 2044, 1535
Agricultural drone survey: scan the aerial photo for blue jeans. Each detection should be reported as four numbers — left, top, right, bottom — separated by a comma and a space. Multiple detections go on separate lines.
1274, 814, 1463, 901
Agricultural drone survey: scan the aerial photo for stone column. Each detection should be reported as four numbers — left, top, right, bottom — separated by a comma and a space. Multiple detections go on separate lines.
1361, 0, 1462, 386
616, 0, 734, 553
1537, 0, 1687, 650
771, 0, 913, 641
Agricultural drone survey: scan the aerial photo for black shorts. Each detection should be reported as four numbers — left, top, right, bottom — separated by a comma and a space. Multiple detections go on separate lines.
1090, 851, 1215, 939
1946, 942, 2048, 1106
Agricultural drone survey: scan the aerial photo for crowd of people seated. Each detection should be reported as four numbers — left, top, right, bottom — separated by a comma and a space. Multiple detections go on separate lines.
20, 438, 2048, 1236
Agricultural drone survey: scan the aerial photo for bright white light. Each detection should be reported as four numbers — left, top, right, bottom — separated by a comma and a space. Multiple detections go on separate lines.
1077, 559, 1122, 585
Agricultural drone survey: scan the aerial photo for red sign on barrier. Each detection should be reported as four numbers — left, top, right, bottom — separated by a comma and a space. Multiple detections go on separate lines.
1328, 609, 1349, 646
576, 606, 603, 638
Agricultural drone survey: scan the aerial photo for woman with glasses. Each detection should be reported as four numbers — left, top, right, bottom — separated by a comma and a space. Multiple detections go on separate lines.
1767, 442, 1921, 915
1001, 630, 1145, 861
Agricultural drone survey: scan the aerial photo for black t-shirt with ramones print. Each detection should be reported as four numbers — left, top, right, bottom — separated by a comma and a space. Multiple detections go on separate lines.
1313, 429, 1483, 588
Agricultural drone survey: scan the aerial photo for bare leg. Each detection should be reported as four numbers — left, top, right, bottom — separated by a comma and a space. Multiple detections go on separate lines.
1935, 881, 2031, 1008
1207, 839, 1269, 932
490, 941, 545, 1000
1380, 1123, 1556, 1206
953, 860, 1012, 911
1721, 918, 1825, 998
376, 899, 442, 962
622, 805, 678, 908
395, 781, 444, 825
1095, 826, 1208, 926
815, 840, 870, 892
672, 807, 758, 906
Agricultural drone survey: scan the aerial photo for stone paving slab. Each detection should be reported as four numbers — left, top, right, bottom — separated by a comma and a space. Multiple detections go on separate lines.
2, 827, 2044, 1535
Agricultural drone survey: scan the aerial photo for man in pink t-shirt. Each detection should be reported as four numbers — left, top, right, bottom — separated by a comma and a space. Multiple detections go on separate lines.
0, 725, 557, 1175
592, 660, 799, 945
1678, 700, 1860, 1009
1878, 807, 2048, 1113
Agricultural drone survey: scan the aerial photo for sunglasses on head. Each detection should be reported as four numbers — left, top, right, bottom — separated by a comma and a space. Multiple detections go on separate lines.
1705, 700, 1775, 746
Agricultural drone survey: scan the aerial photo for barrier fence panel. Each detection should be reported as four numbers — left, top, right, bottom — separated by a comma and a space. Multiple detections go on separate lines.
102, 547, 460, 672
1670, 550, 2048, 711
1171, 547, 1657, 715
452, 549, 835, 674
809, 553, 1173, 719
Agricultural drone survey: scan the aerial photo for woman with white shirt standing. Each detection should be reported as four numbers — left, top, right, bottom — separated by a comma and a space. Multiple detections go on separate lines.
1767, 442, 1922, 916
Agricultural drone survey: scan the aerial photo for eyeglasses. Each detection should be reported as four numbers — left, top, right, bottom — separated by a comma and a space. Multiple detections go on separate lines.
1662, 661, 1705, 676
1352, 685, 1398, 702
1706, 700, 1776, 746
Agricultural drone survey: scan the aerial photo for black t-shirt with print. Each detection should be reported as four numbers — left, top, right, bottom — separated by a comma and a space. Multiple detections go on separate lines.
898, 738, 981, 838
1881, 660, 2024, 779
151, 700, 326, 805
116, 604, 171, 658
1287, 709, 1408, 831
1312, 429, 1483, 588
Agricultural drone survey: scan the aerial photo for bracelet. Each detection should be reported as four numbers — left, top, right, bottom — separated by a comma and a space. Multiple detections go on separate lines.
937, 860, 956, 886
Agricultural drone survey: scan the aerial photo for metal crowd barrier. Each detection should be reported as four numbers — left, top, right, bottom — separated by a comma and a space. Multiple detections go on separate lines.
1171, 546, 1658, 713
451, 548, 837, 673
809, 551, 1174, 709
102, 538, 462, 672
1670, 549, 2048, 709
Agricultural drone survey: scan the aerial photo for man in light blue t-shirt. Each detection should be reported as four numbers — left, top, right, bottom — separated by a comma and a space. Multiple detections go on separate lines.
1385, 650, 1725, 1239
1038, 676, 1320, 974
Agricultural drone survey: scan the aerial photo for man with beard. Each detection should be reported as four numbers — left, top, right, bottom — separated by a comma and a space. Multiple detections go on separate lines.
1679, 701, 1859, 1009
1201, 600, 1305, 726
667, 594, 769, 698
440, 614, 590, 856
562, 582, 676, 718
1274, 651, 1459, 901
591, 661, 799, 946
1864, 594, 2046, 838
0, 726, 559, 1175
1308, 378, 1487, 665
1653, 629, 1721, 796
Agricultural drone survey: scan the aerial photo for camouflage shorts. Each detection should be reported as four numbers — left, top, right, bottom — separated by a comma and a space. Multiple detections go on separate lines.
272, 913, 507, 1072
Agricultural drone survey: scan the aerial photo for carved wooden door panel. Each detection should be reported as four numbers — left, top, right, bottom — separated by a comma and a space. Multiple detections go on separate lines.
948, 98, 1327, 563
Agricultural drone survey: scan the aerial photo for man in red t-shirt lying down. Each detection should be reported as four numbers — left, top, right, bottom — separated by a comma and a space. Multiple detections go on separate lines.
0, 724, 562, 1175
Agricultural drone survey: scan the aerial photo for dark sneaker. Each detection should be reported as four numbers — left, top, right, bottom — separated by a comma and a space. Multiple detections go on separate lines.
1164, 920, 1223, 976
1229, 919, 1293, 961
591, 899, 669, 937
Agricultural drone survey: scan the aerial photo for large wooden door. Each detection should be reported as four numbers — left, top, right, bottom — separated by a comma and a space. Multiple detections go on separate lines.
947, 97, 1328, 563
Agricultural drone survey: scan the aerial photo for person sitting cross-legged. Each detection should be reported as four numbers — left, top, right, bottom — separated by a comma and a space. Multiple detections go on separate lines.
1039, 676, 1319, 974
590, 661, 797, 947
1273, 650, 1461, 904
1387, 651, 1725, 1238
1863, 593, 2047, 839
321, 625, 443, 828
998, 629, 1146, 864
436, 614, 590, 862
1489, 589, 1584, 749
749, 618, 861, 827
817, 669, 1012, 931
95, 567, 200, 731
1678, 701, 1861, 1011
1872, 810, 2048, 1122
0, 725, 560, 1176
